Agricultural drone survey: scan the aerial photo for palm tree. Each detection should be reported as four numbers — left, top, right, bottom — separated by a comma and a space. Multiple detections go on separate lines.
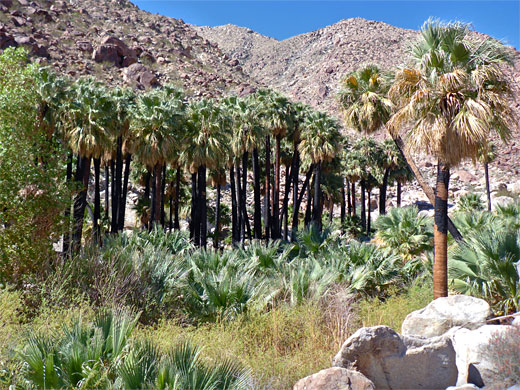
257, 89, 293, 239
61, 78, 111, 254
379, 139, 401, 215
131, 87, 184, 228
479, 141, 497, 211
387, 19, 515, 298
299, 110, 341, 231
183, 98, 229, 248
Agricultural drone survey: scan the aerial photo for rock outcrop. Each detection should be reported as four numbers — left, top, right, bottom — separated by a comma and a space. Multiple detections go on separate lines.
401, 295, 492, 338
293, 367, 375, 390
332, 326, 457, 390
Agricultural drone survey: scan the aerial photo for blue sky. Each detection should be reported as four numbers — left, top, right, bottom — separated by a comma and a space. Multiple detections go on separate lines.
131, 1, 520, 49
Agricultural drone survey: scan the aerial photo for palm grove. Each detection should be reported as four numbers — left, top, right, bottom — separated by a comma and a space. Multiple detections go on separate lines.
0, 19, 516, 302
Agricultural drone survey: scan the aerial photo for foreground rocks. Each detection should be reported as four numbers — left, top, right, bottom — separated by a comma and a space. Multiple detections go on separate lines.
293, 367, 374, 390
295, 296, 519, 390
332, 326, 457, 389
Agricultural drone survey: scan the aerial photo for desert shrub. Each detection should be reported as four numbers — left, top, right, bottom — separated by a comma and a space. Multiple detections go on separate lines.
457, 192, 485, 212
0, 48, 70, 285
481, 325, 520, 388
374, 206, 433, 260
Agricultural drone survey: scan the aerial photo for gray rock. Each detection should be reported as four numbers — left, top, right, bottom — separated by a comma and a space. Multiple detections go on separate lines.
513, 315, 520, 327
449, 325, 518, 387
293, 367, 375, 390
333, 326, 457, 389
446, 385, 480, 390
122, 63, 158, 88
401, 295, 491, 338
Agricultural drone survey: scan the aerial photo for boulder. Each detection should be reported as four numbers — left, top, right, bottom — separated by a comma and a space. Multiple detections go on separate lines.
401, 295, 491, 338
92, 36, 137, 67
0, 0, 12, 7
122, 63, 158, 88
446, 385, 480, 390
492, 195, 516, 209
293, 367, 375, 390
77, 41, 93, 53
0, 31, 16, 50
333, 326, 457, 389
449, 325, 519, 387
513, 315, 520, 327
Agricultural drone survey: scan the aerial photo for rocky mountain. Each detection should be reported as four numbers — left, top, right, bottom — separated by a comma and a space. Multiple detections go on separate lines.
0, 0, 255, 96
195, 18, 520, 193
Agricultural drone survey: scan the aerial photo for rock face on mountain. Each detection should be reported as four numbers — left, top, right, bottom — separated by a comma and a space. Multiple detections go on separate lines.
0, 0, 253, 96
195, 18, 419, 110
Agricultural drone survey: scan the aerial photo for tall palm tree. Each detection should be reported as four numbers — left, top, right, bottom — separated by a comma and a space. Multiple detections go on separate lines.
61, 78, 111, 254
131, 87, 183, 228
379, 139, 401, 215
299, 110, 341, 231
387, 19, 515, 298
183, 98, 229, 248
257, 89, 293, 239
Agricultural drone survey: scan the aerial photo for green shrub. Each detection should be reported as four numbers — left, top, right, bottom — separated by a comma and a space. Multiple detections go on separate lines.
374, 206, 433, 260
457, 192, 484, 212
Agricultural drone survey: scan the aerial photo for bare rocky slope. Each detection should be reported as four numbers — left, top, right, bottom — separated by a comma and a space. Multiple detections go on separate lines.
0, 0, 255, 96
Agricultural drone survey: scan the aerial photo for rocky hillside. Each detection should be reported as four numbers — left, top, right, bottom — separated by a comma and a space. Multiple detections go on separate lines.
0, 0, 255, 96
196, 18, 520, 193
195, 18, 420, 110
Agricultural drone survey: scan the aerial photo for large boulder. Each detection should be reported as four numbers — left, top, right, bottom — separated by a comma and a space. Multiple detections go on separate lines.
449, 324, 520, 387
401, 295, 491, 338
293, 367, 375, 390
333, 326, 457, 389
122, 63, 158, 88
92, 36, 137, 67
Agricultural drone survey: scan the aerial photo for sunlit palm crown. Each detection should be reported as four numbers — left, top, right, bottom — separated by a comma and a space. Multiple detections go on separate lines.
131, 87, 185, 168
388, 19, 517, 167
228, 95, 264, 155
182, 98, 230, 173
299, 110, 341, 165
338, 64, 393, 135
62, 78, 112, 159
256, 89, 294, 137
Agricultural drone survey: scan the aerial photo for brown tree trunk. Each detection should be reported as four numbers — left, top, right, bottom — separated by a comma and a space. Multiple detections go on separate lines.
392, 135, 462, 241
397, 181, 402, 207
433, 162, 450, 299
153, 163, 162, 227
484, 162, 491, 211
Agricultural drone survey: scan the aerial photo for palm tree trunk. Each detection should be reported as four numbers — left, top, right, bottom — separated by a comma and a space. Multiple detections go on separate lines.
160, 164, 166, 227
397, 181, 402, 207
351, 182, 356, 216
110, 160, 117, 232
93, 157, 101, 244
235, 163, 244, 242
340, 178, 346, 225
291, 149, 300, 240
252, 148, 262, 239
104, 162, 109, 221
230, 165, 238, 245
190, 172, 197, 241
62, 153, 73, 257
292, 165, 314, 238
112, 137, 123, 233
304, 183, 312, 227
174, 167, 181, 230
153, 163, 162, 227
144, 169, 151, 203
312, 162, 322, 230
280, 162, 292, 240
367, 189, 372, 235
379, 168, 389, 215
72, 155, 91, 255
169, 184, 173, 232
118, 154, 131, 232
392, 135, 462, 241
242, 151, 252, 241
198, 165, 207, 248
214, 184, 221, 249
433, 162, 450, 299
273, 135, 281, 239
484, 162, 491, 211
360, 180, 366, 231
265, 136, 271, 241
329, 202, 334, 224
347, 179, 352, 217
